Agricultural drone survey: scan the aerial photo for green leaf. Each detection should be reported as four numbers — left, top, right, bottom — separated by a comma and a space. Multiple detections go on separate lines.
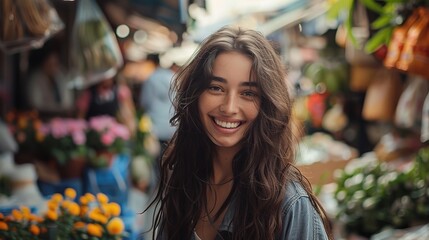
364, 27, 393, 53
326, 0, 354, 20
345, 0, 358, 46
359, 0, 384, 14
371, 14, 393, 29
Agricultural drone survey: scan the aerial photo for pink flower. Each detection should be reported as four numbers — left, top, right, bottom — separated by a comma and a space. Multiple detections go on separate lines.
72, 131, 86, 145
67, 119, 87, 133
50, 118, 69, 138
101, 132, 115, 145
89, 116, 115, 132
112, 124, 130, 140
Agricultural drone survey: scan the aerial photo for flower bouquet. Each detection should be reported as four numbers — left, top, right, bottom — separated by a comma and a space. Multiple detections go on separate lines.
41, 118, 89, 179
0, 188, 127, 240
86, 116, 131, 168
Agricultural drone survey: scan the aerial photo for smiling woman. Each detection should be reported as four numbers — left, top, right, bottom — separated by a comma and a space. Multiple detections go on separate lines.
146, 26, 333, 240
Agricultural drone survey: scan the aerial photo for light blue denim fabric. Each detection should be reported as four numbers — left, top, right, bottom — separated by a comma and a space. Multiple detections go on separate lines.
160, 181, 329, 240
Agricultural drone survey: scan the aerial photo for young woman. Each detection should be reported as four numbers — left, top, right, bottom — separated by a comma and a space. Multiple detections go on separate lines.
149, 26, 332, 240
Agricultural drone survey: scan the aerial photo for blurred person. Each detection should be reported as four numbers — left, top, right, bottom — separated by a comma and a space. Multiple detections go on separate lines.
146, 26, 332, 240
139, 54, 176, 156
76, 74, 136, 133
27, 48, 74, 117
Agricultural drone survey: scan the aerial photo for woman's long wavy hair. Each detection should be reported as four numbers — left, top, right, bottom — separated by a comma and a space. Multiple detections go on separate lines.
149, 26, 332, 240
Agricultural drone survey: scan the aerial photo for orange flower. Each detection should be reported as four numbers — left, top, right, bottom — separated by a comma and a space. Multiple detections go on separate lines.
79, 195, 89, 205
84, 193, 96, 203
96, 193, 109, 204
80, 206, 89, 217
11, 209, 23, 221
20, 206, 31, 220
47, 200, 59, 211
66, 202, 80, 216
89, 210, 108, 224
107, 217, 124, 235
51, 193, 63, 203
0, 213, 4, 219
29, 224, 40, 235
73, 221, 86, 229
65, 188, 77, 200
0, 221, 8, 231
107, 202, 121, 217
45, 209, 58, 221
87, 223, 103, 237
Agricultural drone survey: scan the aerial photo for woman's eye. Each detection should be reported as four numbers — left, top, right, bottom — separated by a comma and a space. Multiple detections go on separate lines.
242, 91, 258, 97
208, 85, 222, 92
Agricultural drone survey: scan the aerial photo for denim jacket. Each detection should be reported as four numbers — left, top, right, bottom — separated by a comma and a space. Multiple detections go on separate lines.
159, 181, 329, 240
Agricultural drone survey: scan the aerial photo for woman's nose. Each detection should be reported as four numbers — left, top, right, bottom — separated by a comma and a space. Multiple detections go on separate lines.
220, 94, 238, 114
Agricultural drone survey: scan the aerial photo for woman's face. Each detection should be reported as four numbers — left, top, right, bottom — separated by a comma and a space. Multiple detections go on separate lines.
198, 51, 260, 151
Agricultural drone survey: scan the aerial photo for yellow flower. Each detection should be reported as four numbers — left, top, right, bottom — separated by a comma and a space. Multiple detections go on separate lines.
11, 209, 23, 221
51, 193, 63, 203
29, 224, 40, 235
0, 221, 8, 231
85, 193, 96, 202
107, 202, 121, 217
87, 223, 103, 237
47, 200, 59, 211
107, 217, 125, 235
139, 115, 152, 132
20, 206, 32, 221
45, 209, 58, 221
96, 193, 109, 204
89, 210, 108, 224
66, 202, 80, 216
79, 196, 89, 205
65, 188, 77, 200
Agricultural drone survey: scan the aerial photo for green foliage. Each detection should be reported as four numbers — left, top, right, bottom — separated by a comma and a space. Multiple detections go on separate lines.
334, 147, 429, 237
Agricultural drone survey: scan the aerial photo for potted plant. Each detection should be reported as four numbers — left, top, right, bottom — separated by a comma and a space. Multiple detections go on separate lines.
41, 118, 89, 179
85, 116, 131, 168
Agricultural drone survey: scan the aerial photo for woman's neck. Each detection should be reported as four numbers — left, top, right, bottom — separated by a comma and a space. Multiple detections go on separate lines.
212, 146, 238, 184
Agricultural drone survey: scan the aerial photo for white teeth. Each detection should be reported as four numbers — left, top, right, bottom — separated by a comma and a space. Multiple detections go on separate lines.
214, 119, 240, 129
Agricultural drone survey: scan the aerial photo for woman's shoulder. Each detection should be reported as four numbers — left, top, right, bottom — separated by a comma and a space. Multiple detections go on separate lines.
282, 181, 310, 213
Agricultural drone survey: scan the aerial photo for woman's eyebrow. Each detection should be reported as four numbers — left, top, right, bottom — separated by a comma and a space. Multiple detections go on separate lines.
210, 75, 257, 87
